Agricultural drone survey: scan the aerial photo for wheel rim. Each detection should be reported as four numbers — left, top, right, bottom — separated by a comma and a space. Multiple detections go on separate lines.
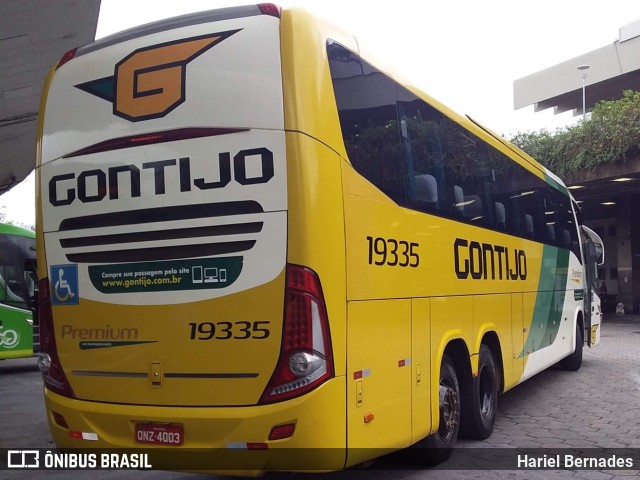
438, 381, 460, 442
478, 364, 495, 420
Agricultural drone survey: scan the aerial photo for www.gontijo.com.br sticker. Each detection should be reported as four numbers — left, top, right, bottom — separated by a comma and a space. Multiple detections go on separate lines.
88, 257, 243, 294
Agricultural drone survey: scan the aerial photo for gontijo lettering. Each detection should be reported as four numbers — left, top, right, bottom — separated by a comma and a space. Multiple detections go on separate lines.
48, 149, 274, 206
454, 238, 527, 280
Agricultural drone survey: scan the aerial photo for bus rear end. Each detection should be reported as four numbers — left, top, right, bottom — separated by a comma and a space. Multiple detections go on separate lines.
37, 5, 344, 472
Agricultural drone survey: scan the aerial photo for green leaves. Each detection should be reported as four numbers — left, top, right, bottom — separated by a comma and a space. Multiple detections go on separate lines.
510, 90, 640, 177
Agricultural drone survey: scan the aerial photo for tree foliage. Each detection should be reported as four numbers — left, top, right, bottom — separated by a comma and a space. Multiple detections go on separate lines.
510, 90, 640, 177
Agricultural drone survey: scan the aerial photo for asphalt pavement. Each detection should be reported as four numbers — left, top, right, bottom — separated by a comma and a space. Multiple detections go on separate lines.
1, 314, 639, 479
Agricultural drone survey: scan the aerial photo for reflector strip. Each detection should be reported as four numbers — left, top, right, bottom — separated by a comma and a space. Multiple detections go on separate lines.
398, 358, 412, 367
353, 368, 371, 380
227, 442, 269, 450
227, 442, 247, 449
247, 443, 268, 450
69, 431, 98, 441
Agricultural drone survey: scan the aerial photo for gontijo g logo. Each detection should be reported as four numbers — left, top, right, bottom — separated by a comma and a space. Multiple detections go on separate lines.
75, 30, 240, 122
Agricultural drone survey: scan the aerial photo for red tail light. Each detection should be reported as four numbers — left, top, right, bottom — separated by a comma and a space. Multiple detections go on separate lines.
64, 127, 248, 158
38, 278, 75, 398
259, 265, 333, 404
258, 3, 281, 18
56, 48, 78, 70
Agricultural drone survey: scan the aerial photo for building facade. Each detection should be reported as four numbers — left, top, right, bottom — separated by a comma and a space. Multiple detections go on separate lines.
514, 20, 640, 312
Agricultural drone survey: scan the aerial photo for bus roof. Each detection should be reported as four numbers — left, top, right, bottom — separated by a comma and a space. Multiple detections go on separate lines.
0, 223, 35, 239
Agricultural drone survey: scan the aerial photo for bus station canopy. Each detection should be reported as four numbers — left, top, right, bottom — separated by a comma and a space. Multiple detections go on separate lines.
0, 0, 101, 196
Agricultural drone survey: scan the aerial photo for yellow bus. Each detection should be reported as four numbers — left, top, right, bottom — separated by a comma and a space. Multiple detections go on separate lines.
35, 3, 603, 472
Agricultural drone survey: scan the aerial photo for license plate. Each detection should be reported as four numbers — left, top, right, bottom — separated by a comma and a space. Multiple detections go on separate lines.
135, 423, 183, 446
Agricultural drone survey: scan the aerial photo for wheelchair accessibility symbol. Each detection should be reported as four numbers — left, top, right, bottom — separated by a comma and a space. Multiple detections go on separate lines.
51, 264, 79, 305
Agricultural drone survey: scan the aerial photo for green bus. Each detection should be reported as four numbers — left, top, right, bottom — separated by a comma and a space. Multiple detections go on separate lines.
0, 223, 38, 360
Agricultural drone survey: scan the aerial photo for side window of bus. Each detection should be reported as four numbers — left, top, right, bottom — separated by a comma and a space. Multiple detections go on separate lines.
547, 191, 570, 249
491, 162, 533, 239
541, 188, 581, 258
327, 42, 406, 206
484, 149, 513, 232
452, 135, 494, 228
398, 92, 509, 232
0, 234, 27, 308
0, 234, 13, 304
520, 188, 546, 242
396, 96, 448, 215
397, 92, 494, 226
328, 40, 581, 254
0, 264, 6, 304
560, 197, 581, 258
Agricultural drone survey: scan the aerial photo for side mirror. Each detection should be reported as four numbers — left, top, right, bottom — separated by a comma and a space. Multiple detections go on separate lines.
23, 259, 38, 325
595, 244, 604, 266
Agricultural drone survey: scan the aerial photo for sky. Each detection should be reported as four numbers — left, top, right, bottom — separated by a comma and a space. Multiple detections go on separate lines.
2, 0, 639, 225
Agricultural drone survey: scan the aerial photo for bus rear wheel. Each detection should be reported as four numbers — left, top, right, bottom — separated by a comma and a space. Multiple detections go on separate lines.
414, 354, 460, 465
460, 344, 498, 439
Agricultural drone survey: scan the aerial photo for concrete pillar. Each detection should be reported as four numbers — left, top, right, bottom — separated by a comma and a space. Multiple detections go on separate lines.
616, 197, 634, 312
630, 194, 640, 313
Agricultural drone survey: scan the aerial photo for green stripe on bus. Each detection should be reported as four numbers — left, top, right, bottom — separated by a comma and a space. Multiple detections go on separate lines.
520, 245, 570, 357
544, 173, 568, 197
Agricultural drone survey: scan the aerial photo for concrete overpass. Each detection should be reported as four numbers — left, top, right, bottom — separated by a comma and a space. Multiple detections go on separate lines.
514, 20, 640, 117
0, 0, 101, 195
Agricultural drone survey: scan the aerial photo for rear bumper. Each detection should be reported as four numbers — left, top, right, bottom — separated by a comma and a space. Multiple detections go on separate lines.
45, 376, 346, 473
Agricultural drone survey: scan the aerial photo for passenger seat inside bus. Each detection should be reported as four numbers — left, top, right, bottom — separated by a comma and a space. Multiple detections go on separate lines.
414, 174, 438, 210
524, 214, 534, 237
495, 202, 506, 230
547, 224, 556, 242
454, 185, 464, 217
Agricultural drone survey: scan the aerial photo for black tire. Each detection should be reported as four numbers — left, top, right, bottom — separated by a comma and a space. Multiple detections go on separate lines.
460, 344, 498, 440
412, 354, 460, 466
560, 323, 583, 371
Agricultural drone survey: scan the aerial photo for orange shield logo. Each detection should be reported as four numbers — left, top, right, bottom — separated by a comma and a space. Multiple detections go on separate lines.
76, 30, 240, 122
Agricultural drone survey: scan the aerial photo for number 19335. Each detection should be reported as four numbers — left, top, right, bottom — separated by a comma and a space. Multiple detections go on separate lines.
366, 236, 419, 268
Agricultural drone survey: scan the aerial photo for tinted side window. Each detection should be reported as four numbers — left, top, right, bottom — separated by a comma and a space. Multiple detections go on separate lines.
327, 42, 405, 205
327, 41, 578, 254
0, 234, 33, 308
544, 191, 580, 259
